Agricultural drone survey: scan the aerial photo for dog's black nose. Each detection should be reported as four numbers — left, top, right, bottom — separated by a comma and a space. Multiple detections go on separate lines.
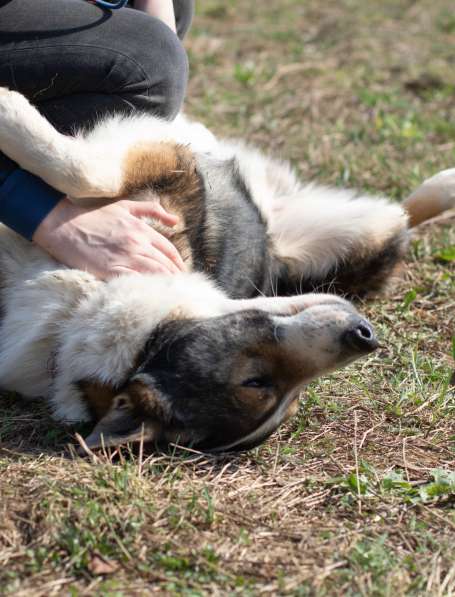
343, 320, 378, 353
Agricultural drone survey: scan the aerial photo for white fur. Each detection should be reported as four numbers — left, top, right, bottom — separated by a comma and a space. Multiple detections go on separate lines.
269, 187, 408, 277
0, 223, 230, 420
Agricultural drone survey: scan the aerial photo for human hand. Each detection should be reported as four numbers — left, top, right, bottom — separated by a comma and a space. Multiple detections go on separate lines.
32, 197, 186, 279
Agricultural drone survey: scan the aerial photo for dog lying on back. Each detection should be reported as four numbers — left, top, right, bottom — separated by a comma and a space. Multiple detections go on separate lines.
0, 87, 453, 452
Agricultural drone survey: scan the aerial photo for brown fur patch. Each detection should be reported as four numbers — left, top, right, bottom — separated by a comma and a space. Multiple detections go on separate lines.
261, 345, 314, 391
232, 343, 312, 429
162, 307, 189, 321
121, 142, 203, 224
120, 141, 206, 270
121, 142, 198, 197
78, 380, 117, 420
78, 377, 170, 423
124, 380, 169, 422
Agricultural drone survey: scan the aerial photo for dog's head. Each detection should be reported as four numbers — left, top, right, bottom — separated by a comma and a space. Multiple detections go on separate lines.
81, 293, 378, 453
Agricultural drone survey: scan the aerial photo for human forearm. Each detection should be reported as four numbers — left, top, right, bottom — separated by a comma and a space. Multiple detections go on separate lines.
134, 0, 176, 33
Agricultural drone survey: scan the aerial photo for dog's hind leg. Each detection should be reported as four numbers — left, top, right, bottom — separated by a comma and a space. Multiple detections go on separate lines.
403, 168, 455, 226
268, 185, 409, 298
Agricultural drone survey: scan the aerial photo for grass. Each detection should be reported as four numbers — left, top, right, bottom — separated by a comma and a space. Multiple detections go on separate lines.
1, 0, 454, 594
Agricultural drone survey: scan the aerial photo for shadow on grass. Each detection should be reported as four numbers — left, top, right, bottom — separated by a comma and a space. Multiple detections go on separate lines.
0, 393, 241, 468
0, 392, 84, 457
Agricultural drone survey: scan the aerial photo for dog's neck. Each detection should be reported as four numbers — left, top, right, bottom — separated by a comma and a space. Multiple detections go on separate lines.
153, 153, 276, 299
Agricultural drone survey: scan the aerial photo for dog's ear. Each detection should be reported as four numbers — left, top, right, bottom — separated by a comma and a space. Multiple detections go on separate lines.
83, 389, 162, 450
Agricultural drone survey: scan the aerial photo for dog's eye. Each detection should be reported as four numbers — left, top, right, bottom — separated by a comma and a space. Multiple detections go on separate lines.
241, 377, 272, 388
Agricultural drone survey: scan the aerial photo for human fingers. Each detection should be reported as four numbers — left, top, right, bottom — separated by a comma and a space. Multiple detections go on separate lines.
145, 226, 186, 272
127, 200, 180, 227
138, 242, 184, 274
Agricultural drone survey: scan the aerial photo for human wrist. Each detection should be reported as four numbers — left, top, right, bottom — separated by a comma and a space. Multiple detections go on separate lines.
32, 196, 79, 248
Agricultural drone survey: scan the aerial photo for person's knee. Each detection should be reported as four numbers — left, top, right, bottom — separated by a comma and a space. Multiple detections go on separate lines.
132, 19, 189, 120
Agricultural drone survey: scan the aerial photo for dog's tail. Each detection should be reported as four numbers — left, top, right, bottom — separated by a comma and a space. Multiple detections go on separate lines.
403, 168, 455, 227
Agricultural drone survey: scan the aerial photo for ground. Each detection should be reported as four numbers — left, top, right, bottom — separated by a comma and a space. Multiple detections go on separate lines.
1, 1, 454, 595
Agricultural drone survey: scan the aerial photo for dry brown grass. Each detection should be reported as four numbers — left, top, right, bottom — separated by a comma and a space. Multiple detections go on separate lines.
1, 1, 454, 595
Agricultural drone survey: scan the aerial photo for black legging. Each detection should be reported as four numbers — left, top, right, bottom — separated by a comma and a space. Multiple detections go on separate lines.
0, 0, 194, 174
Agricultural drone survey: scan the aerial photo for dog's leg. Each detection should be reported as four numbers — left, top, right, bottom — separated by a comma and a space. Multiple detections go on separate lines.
0, 87, 126, 200
268, 186, 409, 298
403, 168, 455, 226
0, 87, 196, 205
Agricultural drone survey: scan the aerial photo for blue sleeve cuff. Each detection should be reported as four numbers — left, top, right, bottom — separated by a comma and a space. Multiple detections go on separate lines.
0, 154, 16, 184
0, 169, 64, 240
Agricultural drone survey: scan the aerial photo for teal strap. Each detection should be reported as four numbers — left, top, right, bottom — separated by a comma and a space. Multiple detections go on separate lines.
94, 0, 129, 9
